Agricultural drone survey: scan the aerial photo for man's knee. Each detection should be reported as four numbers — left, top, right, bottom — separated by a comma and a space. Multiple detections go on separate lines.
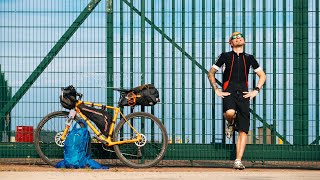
238, 131, 247, 137
224, 109, 236, 120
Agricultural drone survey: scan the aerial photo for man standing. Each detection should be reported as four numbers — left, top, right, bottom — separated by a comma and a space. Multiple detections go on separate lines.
207, 32, 266, 170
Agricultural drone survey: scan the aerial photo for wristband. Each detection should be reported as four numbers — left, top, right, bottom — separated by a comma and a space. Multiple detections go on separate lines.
253, 87, 260, 92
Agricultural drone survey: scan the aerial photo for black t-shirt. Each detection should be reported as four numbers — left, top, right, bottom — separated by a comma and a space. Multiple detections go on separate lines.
212, 51, 261, 91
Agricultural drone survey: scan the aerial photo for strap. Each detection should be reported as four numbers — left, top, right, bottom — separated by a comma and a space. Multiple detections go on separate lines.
73, 119, 88, 129
127, 92, 137, 106
84, 130, 90, 156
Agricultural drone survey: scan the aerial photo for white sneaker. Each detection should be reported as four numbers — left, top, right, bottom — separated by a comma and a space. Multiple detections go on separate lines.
225, 120, 234, 139
233, 160, 245, 170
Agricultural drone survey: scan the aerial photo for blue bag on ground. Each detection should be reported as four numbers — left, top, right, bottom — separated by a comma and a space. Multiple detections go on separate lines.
55, 120, 108, 169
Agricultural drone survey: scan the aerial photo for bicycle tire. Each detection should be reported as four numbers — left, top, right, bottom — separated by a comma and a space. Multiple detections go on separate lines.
113, 112, 168, 168
34, 111, 80, 166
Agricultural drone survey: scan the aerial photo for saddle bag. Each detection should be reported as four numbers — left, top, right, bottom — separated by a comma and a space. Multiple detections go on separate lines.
119, 84, 160, 107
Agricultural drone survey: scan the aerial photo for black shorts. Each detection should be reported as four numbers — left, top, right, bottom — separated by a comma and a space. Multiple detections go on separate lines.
223, 90, 250, 134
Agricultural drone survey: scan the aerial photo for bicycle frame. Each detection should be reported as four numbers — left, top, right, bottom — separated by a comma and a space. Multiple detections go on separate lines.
60, 100, 142, 146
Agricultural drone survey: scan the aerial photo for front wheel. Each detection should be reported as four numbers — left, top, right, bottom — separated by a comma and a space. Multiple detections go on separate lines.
34, 111, 80, 166
113, 112, 168, 168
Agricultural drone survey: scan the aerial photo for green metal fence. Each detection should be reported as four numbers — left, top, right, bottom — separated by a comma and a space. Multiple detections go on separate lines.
0, 0, 319, 168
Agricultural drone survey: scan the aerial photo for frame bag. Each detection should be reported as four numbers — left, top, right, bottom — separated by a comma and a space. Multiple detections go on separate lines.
78, 104, 113, 137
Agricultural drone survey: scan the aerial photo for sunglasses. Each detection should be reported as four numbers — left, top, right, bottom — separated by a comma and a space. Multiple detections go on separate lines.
231, 34, 244, 40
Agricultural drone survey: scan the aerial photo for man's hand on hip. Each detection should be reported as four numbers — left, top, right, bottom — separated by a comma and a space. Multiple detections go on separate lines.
215, 88, 231, 98
243, 90, 259, 100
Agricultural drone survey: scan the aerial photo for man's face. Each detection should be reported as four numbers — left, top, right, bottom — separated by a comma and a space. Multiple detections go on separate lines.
230, 34, 245, 47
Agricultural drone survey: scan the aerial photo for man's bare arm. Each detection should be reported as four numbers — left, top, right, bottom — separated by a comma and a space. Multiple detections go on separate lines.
255, 69, 266, 89
208, 67, 218, 90
208, 66, 230, 98
243, 69, 266, 100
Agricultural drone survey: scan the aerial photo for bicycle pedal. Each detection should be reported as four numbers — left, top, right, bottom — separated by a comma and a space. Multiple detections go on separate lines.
225, 131, 232, 139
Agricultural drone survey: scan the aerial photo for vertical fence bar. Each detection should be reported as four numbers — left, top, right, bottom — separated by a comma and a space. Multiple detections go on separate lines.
172, 0, 176, 144
242, 0, 245, 37
150, 0, 155, 142
231, 0, 236, 154
272, 0, 277, 144
140, 0, 146, 134
151, 0, 155, 128
221, 0, 226, 145
232, 0, 235, 32
211, 0, 216, 144
283, 0, 287, 144
242, 0, 249, 144
231, 0, 237, 145
191, 0, 196, 143
181, 0, 186, 144
262, 0, 267, 145
141, 0, 145, 85
151, 0, 155, 86
222, 0, 226, 53
316, 0, 320, 145
106, 0, 114, 105
293, 0, 308, 145
293, 1, 303, 144
120, 0, 124, 89
201, 0, 206, 144
293, 0, 301, 145
161, 0, 165, 125
252, 0, 257, 144
119, 0, 125, 139
301, 1, 309, 145
130, 0, 134, 90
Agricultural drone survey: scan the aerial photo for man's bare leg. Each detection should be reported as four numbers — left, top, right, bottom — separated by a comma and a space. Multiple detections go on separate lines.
236, 131, 247, 160
233, 131, 247, 170
224, 109, 236, 138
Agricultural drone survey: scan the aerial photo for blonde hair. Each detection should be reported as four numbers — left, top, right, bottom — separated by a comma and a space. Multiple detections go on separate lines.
229, 32, 242, 42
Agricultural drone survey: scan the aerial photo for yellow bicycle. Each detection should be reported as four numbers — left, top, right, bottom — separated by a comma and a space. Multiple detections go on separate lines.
34, 85, 168, 168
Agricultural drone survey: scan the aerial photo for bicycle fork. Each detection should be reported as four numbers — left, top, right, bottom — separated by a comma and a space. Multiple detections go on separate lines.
60, 109, 77, 141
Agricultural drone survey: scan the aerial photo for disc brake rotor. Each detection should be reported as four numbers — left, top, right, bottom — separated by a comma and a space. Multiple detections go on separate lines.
134, 134, 147, 147
55, 132, 65, 147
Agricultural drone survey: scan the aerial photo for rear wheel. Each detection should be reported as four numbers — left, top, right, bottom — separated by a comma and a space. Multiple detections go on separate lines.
113, 112, 168, 168
34, 111, 80, 166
